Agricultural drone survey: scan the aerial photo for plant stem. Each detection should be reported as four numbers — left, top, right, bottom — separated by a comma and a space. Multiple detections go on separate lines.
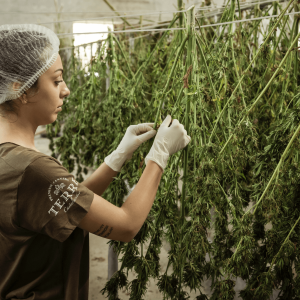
209, 0, 296, 143
293, 2, 299, 93
141, 243, 143, 258
229, 0, 247, 111
177, 6, 195, 299
215, 176, 238, 223
195, 35, 217, 99
103, 0, 132, 27
213, 0, 233, 47
155, 34, 180, 90
171, 86, 185, 121
133, 16, 180, 81
108, 33, 115, 104
144, 151, 183, 259
269, 214, 300, 270
178, 0, 184, 43
220, 30, 300, 156
153, 36, 189, 129
112, 35, 134, 78
272, 9, 293, 62
244, 119, 300, 216
181, 6, 195, 225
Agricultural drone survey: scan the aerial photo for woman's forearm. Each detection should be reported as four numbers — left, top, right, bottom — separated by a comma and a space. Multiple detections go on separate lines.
81, 162, 118, 196
121, 160, 163, 236
81, 159, 163, 236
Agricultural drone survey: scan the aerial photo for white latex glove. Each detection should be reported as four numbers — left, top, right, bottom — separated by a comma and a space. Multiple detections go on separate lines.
145, 115, 191, 172
105, 123, 157, 172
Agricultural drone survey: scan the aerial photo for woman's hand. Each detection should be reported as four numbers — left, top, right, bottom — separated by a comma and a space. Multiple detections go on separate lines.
145, 115, 191, 172
104, 123, 156, 172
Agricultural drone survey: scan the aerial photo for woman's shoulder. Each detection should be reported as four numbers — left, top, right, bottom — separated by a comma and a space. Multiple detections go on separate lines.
0, 142, 62, 173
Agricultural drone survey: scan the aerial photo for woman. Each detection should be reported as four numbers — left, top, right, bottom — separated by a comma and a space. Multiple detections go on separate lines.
0, 24, 191, 300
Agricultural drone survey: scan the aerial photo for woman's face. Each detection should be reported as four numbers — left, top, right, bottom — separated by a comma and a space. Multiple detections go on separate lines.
22, 54, 70, 126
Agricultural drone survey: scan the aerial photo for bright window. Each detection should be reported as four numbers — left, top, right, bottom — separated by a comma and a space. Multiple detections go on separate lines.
73, 22, 113, 70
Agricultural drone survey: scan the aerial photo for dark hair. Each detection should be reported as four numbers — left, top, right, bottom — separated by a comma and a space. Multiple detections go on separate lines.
0, 79, 39, 119
0, 29, 51, 119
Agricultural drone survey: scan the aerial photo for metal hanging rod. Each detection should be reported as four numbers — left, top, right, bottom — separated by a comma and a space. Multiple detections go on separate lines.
37, 0, 286, 26
36, 9, 189, 25
0, 10, 182, 15
196, 0, 289, 18
56, 9, 300, 37
0, 0, 283, 16
57, 27, 185, 36
59, 33, 153, 51
198, 10, 300, 28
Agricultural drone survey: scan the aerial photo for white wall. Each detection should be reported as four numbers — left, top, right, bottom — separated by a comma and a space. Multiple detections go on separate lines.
0, 0, 225, 48
0, 0, 207, 31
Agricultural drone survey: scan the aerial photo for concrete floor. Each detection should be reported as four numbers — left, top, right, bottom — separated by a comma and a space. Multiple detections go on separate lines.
34, 126, 280, 300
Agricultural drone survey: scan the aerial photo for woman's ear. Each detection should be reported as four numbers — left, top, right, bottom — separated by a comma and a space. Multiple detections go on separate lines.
12, 82, 28, 104
19, 93, 27, 104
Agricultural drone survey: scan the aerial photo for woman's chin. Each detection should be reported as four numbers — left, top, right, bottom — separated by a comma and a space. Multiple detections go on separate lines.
41, 114, 58, 125
51, 115, 58, 123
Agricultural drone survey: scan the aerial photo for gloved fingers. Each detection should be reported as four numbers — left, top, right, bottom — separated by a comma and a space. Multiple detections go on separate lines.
143, 122, 155, 128
131, 123, 156, 135
180, 136, 191, 150
171, 119, 180, 127
136, 123, 155, 129
161, 115, 172, 127
137, 129, 157, 143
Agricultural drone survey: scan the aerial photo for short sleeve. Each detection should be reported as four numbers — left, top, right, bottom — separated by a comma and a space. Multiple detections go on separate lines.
17, 156, 94, 242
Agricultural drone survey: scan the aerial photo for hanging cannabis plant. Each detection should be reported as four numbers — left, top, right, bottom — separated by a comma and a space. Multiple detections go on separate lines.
47, 0, 300, 298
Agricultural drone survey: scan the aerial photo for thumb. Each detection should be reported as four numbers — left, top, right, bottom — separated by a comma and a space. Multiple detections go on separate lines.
161, 115, 172, 127
137, 129, 156, 143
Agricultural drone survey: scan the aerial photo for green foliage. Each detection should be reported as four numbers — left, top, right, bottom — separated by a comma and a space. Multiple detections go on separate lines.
47, 0, 300, 298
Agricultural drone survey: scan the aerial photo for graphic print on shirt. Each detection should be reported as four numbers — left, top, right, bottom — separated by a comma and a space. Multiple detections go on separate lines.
54, 183, 66, 195
48, 177, 80, 216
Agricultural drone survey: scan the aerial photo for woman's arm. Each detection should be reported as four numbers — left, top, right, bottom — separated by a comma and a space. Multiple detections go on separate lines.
121, 160, 163, 236
78, 115, 189, 242
81, 123, 156, 196
81, 162, 118, 196
78, 160, 163, 242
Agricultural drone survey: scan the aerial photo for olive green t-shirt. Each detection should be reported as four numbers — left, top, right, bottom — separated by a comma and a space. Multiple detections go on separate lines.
0, 143, 94, 300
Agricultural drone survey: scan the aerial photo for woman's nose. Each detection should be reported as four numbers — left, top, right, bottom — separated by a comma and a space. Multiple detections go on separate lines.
61, 82, 70, 99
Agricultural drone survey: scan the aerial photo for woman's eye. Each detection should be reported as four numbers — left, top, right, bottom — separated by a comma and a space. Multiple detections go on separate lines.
55, 80, 64, 86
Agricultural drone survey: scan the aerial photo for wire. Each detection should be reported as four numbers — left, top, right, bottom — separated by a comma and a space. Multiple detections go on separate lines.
0, 0, 288, 21
0, 4, 239, 15
195, 0, 289, 17
114, 21, 172, 31
56, 1, 294, 50
59, 33, 153, 51
196, 0, 289, 16
56, 9, 300, 36
117, 21, 172, 31
198, 10, 300, 28
0, 9, 186, 15
70, 20, 172, 32
57, 27, 185, 36
0, 0, 282, 14
59, 39, 105, 50
35, 9, 189, 25
195, 0, 286, 11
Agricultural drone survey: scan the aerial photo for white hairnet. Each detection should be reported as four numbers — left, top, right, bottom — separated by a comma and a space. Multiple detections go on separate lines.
0, 24, 60, 104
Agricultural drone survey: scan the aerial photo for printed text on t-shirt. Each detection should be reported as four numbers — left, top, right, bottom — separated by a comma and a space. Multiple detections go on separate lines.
48, 177, 80, 216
